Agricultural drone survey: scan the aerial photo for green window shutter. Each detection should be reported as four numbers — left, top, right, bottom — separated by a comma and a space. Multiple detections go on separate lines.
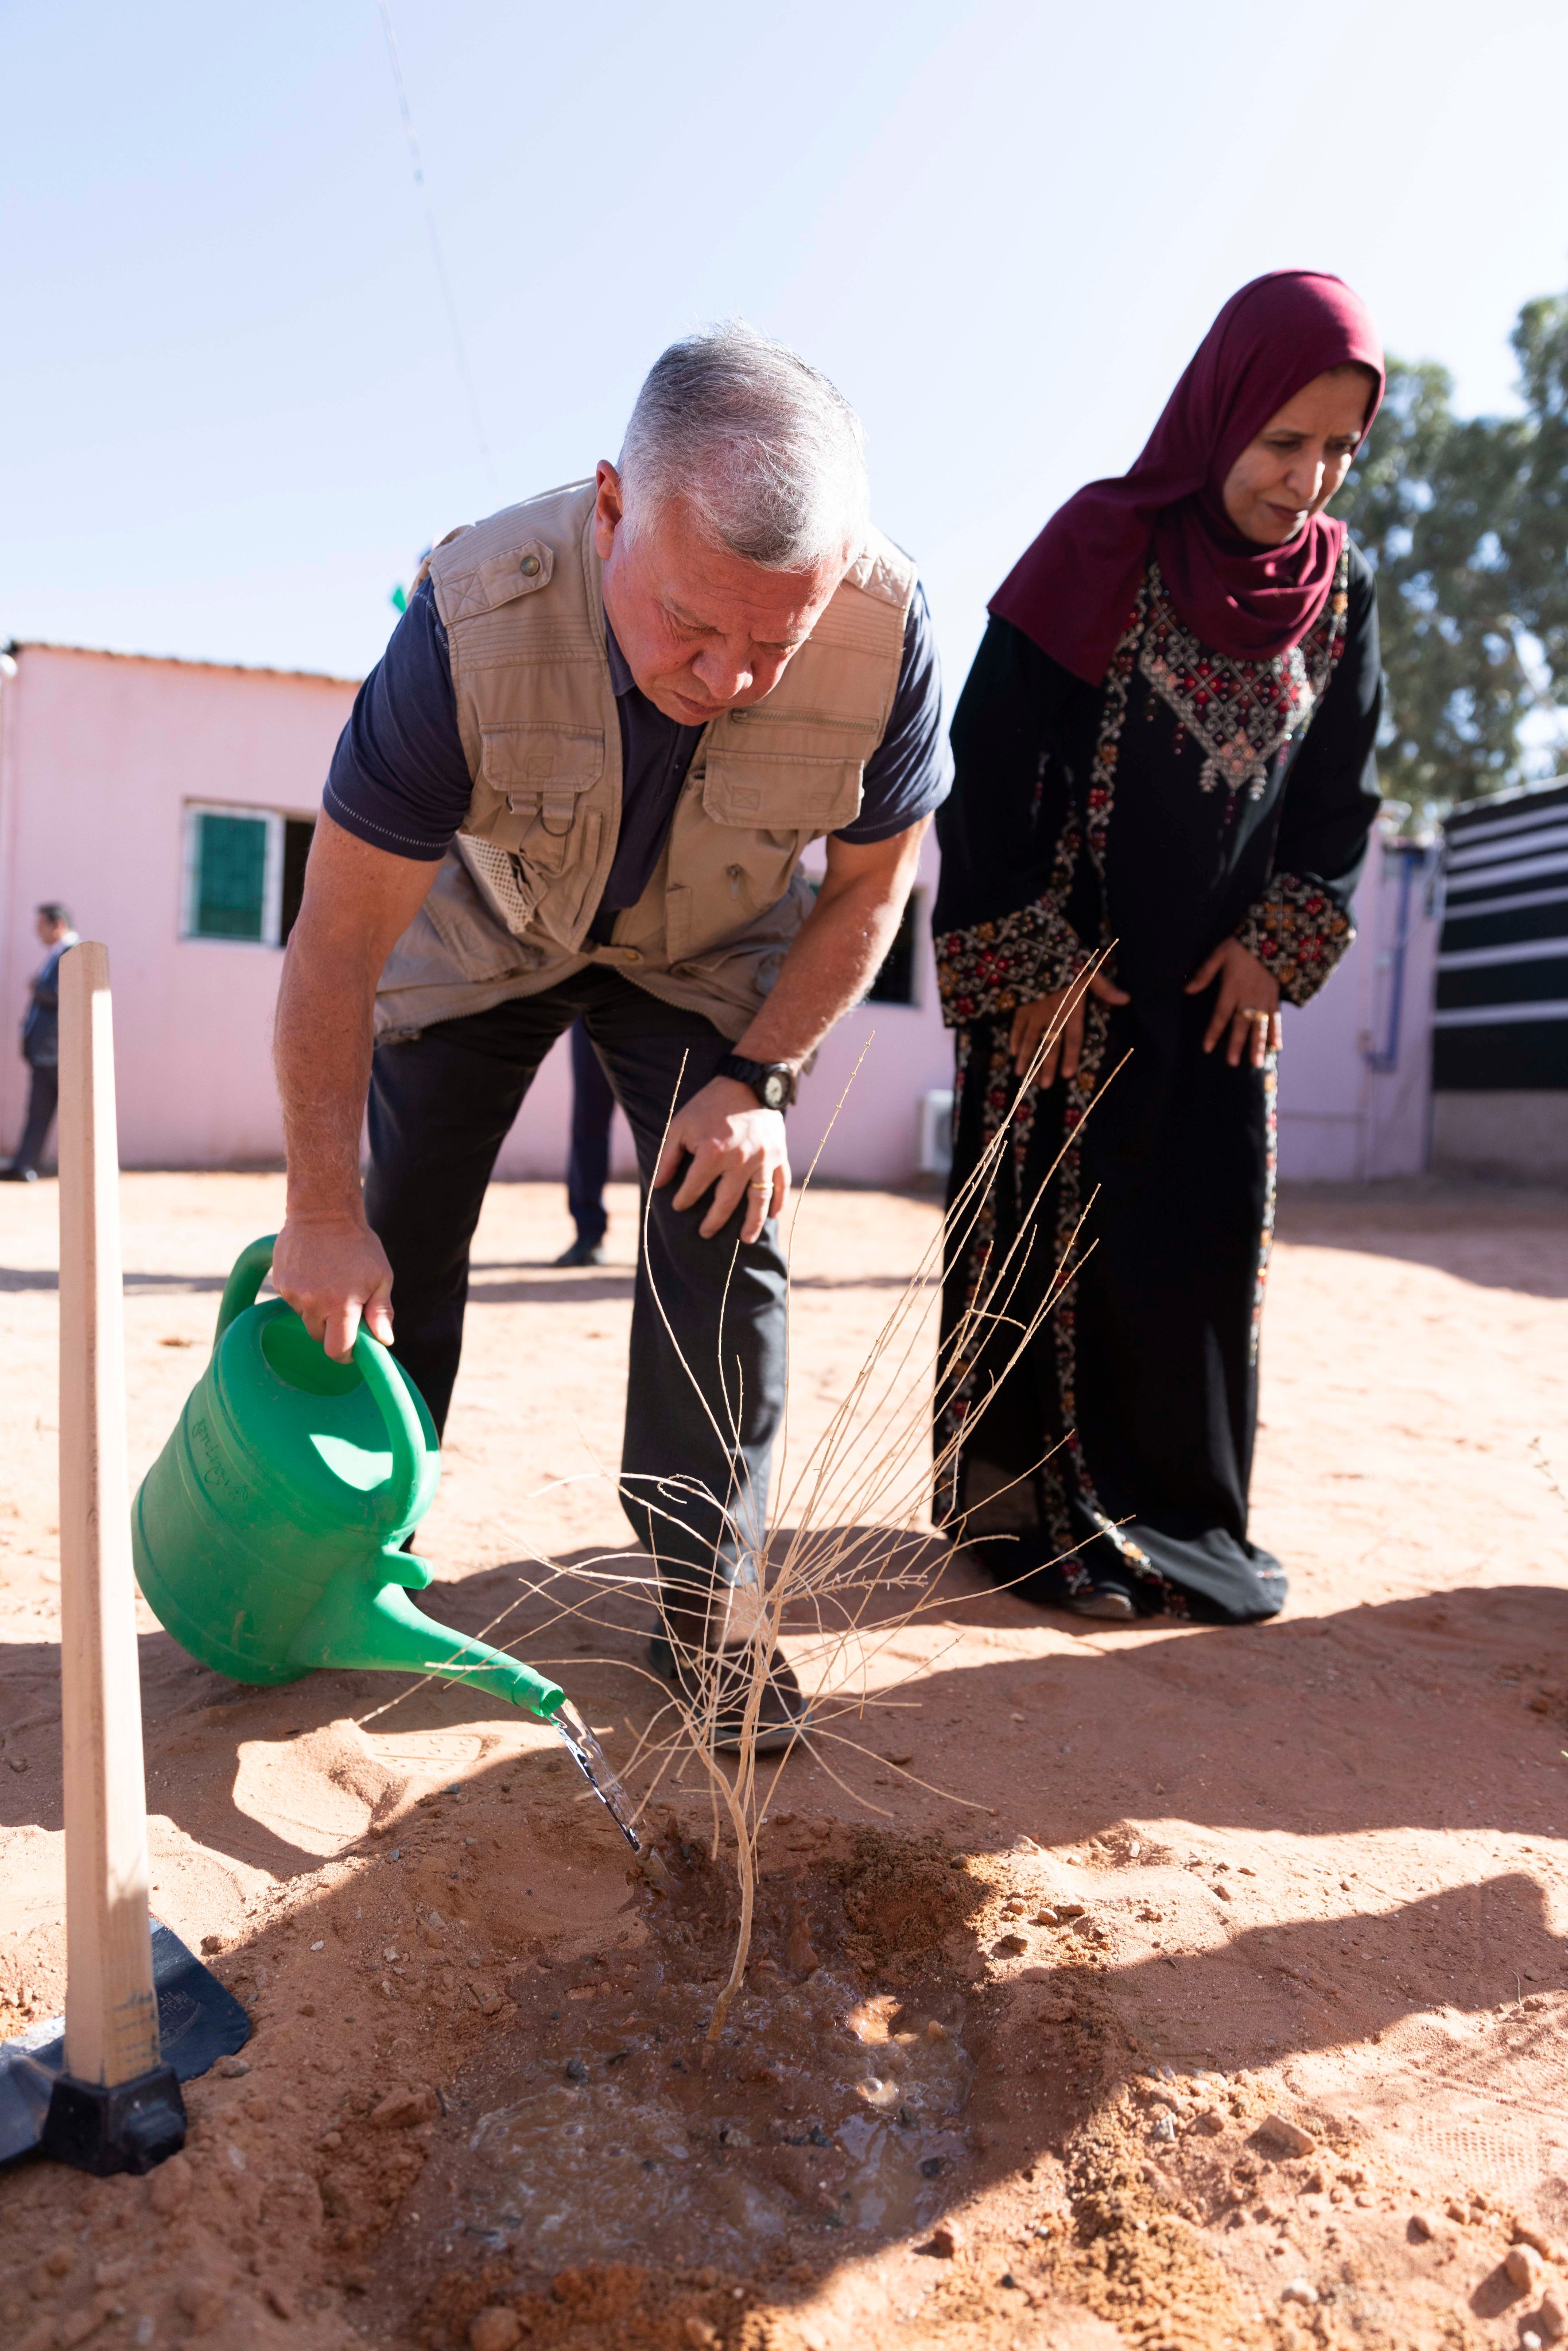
194, 813, 268, 941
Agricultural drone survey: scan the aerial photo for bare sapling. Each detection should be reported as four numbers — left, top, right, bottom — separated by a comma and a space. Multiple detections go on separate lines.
349, 959, 1120, 2042
624, 958, 1119, 2039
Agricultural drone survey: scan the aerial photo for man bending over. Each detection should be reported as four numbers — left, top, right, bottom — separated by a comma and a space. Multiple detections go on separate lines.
272, 324, 949, 1748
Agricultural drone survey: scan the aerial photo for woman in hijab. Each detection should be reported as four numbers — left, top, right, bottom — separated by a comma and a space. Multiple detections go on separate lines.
933, 271, 1384, 1625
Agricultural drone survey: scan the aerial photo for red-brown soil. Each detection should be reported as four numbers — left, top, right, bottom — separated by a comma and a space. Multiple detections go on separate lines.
2, 1172, 1566, 2349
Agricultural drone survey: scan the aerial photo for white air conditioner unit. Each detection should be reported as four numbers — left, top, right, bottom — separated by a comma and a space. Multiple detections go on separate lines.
917, 1088, 954, 1177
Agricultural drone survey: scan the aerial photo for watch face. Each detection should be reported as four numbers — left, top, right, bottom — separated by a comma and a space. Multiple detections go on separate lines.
762, 1070, 788, 1109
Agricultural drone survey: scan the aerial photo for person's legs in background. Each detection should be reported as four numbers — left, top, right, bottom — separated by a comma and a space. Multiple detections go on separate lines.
557, 1017, 615, 1267
1, 1064, 59, 1182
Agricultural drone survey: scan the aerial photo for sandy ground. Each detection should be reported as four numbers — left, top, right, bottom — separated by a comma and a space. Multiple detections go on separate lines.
2, 1170, 1567, 2351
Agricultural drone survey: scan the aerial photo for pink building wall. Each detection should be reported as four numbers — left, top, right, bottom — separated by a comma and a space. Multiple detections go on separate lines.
0, 646, 954, 1189
0, 644, 1427, 1192
0, 645, 355, 1169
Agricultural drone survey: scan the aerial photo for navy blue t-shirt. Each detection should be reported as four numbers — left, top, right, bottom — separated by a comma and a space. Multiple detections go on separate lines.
324, 576, 950, 941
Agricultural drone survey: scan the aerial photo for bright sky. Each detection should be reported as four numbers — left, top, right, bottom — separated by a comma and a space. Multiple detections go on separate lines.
4, 0, 1566, 704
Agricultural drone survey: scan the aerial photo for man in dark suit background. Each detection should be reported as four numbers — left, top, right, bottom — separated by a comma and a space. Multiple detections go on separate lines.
2, 903, 77, 1183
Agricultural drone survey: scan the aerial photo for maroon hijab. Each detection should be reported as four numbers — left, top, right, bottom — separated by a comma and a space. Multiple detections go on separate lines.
991, 270, 1385, 684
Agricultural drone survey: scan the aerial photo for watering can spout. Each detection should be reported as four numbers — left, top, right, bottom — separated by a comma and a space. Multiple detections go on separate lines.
288, 1551, 565, 1719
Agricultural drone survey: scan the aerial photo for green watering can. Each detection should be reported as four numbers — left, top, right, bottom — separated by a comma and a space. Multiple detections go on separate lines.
131, 1236, 566, 1721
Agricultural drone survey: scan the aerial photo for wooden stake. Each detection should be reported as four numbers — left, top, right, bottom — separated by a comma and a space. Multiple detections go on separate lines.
56, 942, 160, 2088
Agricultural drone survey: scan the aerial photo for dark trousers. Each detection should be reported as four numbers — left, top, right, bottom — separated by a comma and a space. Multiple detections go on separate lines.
364, 972, 786, 1628
566, 1018, 615, 1247
10, 1064, 59, 1174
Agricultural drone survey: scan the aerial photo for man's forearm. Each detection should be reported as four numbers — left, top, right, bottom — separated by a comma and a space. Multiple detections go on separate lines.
274, 933, 378, 1225
735, 844, 921, 1066
269, 813, 439, 1353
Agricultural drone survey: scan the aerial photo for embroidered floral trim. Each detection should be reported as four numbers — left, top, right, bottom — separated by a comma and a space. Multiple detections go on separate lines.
933, 1023, 1015, 1527
1250, 1048, 1279, 1367
937, 583, 1172, 1604
1138, 553, 1349, 803
1041, 600, 1161, 1592
934, 895, 1088, 1029
1235, 871, 1354, 1007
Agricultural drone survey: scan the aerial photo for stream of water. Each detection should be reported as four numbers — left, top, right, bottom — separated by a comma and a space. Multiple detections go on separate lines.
551, 1700, 642, 1853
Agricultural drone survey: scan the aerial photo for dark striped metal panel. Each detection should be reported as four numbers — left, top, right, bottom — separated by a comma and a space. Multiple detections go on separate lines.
1435, 778, 1568, 1091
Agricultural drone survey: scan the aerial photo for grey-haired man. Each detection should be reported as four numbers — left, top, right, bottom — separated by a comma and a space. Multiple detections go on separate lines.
272, 326, 949, 1745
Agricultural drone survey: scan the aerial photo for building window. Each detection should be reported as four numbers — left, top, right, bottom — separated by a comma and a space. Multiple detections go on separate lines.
866, 890, 921, 1006
191, 810, 269, 940
183, 805, 315, 945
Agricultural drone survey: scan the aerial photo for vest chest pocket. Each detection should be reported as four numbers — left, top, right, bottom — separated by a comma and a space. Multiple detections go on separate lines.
701, 752, 864, 839
678, 752, 864, 949
478, 723, 606, 877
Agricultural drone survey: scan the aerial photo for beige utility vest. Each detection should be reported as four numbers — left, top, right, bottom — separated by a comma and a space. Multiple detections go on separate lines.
375, 479, 917, 1041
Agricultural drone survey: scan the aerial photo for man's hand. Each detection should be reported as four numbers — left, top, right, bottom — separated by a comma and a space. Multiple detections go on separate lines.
653, 1076, 789, 1244
645, 821, 925, 1245
1185, 937, 1282, 1068
1009, 971, 1131, 1081
271, 1214, 395, 1363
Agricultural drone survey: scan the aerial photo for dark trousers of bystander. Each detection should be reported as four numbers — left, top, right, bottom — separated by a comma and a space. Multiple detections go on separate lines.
364, 971, 786, 1637
566, 1017, 615, 1249
7, 1063, 59, 1176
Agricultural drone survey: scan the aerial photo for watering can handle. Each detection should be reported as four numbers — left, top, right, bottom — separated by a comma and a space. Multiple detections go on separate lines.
214, 1235, 425, 1527
348, 1325, 426, 1532
214, 1234, 280, 1343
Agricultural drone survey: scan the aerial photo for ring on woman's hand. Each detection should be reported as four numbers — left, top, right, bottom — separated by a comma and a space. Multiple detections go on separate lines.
748, 1178, 771, 1190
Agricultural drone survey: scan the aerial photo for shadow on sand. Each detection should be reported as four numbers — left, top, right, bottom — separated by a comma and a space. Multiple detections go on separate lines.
3, 1549, 1564, 2337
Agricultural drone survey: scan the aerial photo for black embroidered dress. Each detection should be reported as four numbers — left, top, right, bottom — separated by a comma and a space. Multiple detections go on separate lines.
932, 542, 1381, 1622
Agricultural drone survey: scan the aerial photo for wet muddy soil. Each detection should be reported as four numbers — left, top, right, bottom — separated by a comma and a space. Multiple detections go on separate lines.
382, 1826, 994, 2341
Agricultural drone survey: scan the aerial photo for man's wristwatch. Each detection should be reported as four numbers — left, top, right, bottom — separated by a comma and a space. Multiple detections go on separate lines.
716, 1053, 798, 1110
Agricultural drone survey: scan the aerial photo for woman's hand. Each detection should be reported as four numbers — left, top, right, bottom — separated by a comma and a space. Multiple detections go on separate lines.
1185, 937, 1282, 1068
1009, 971, 1132, 1081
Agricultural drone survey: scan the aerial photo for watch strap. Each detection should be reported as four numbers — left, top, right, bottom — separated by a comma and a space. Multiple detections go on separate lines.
716, 1052, 796, 1107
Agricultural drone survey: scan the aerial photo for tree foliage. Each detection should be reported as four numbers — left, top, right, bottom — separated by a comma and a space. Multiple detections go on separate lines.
1335, 292, 1568, 816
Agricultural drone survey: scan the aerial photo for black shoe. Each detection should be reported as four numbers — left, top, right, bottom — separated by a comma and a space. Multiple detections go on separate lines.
1065, 1580, 1137, 1621
967, 1534, 1140, 1621
554, 1237, 607, 1267
0, 1165, 38, 1184
647, 1632, 811, 1755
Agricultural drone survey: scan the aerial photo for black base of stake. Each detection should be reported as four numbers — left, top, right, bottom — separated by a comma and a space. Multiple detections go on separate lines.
40, 2063, 187, 2176
1, 1924, 246, 2171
